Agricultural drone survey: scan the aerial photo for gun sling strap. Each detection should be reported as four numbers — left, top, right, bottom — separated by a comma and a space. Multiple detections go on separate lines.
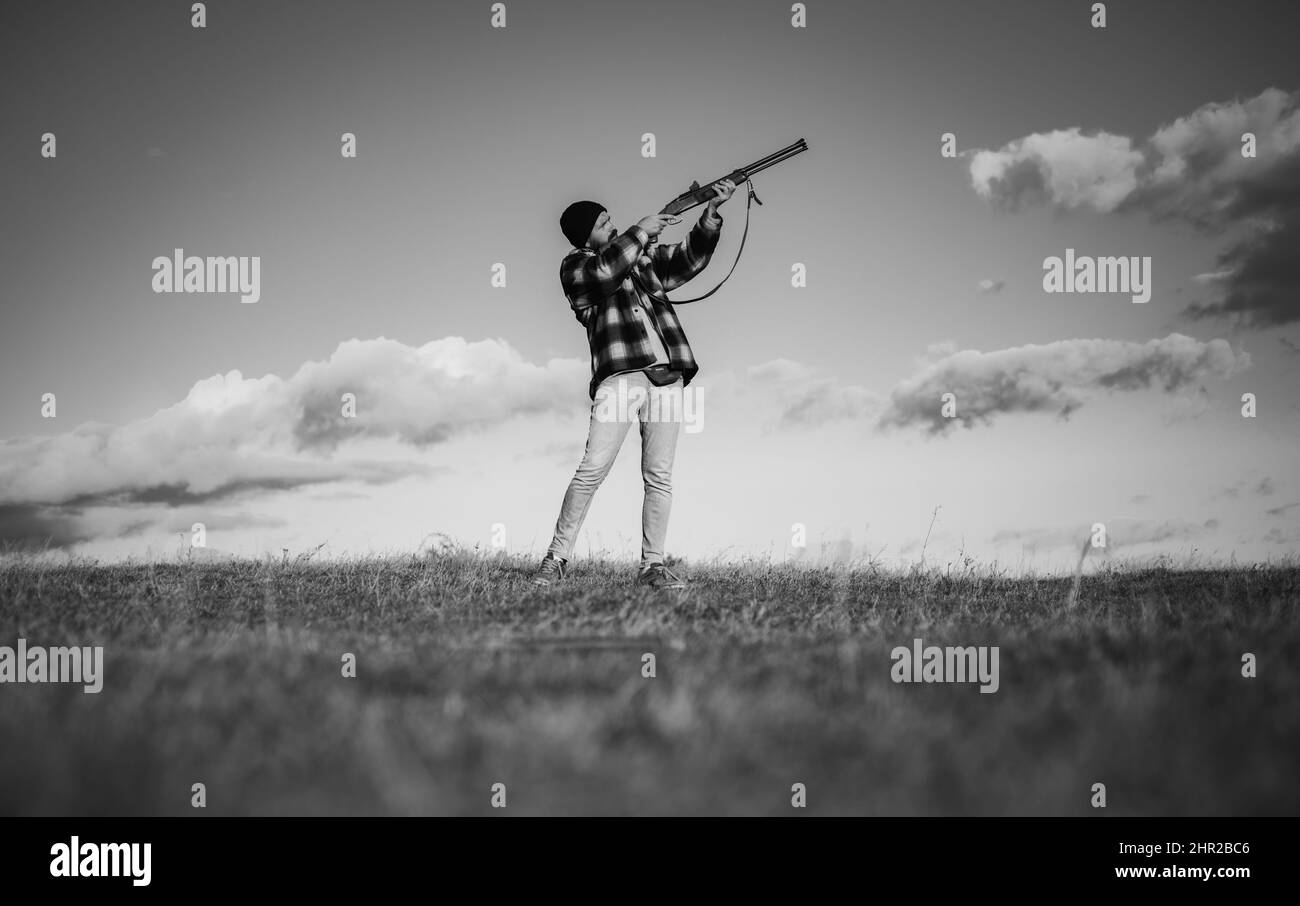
630, 178, 760, 306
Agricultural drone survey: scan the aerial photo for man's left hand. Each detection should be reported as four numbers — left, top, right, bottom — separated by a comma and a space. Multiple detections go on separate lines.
707, 178, 737, 211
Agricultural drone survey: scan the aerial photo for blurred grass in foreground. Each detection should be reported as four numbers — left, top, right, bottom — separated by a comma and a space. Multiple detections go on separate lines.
0, 548, 1296, 815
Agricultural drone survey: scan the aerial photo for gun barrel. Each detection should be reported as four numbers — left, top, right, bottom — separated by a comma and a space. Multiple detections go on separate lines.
659, 139, 809, 216
737, 138, 808, 178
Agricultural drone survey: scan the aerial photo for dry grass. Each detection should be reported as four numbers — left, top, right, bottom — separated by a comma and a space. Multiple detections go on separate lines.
0, 547, 1296, 815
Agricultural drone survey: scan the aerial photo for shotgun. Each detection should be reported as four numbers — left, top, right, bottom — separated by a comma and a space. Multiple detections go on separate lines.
635, 138, 810, 305
656, 137, 809, 217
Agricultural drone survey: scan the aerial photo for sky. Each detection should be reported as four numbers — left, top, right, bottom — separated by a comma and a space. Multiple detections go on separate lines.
1, 0, 1298, 573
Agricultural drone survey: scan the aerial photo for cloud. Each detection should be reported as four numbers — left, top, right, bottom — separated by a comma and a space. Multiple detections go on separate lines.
746, 358, 883, 428
0, 504, 94, 548
516, 441, 582, 466
286, 336, 586, 451
1261, 525, 1300, 546
0, 501, 289, 549
1163, 384, 1213, 423
976, 279, 1005, 293
968, 128, 1144, 213
1183, 218, 1300, 326
1192, 270, 1233, 285
1136, 88, 1300, 229
965, 88, 1300, 326
0, 336, 587, 545
1266, 501, 1299, 517
1217, 476, 1276, 499
992, 518, 1215, 553
877, 333, 1249, 434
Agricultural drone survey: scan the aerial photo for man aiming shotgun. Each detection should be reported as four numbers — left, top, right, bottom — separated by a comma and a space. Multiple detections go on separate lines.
534, 139, 808, 590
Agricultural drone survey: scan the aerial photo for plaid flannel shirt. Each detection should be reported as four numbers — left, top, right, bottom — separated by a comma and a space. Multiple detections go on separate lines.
560, 207, 723, 399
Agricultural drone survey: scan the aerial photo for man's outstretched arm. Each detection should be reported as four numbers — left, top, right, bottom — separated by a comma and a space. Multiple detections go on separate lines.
649, 179, 735, 293
560, 228, 652, 313
649, 207, 724, 293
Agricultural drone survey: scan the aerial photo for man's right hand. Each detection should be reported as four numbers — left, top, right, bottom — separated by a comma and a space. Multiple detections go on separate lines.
634, 213, 681, 239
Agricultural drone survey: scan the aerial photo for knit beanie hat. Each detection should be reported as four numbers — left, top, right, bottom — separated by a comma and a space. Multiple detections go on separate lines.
560, 200, 607, 248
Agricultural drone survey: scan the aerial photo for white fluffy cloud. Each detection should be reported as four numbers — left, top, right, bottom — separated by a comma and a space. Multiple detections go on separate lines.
968, 128, 1144, 213
965, 88, 1300, 325
1141, 87, 1300, 228
0, 336, 587, 516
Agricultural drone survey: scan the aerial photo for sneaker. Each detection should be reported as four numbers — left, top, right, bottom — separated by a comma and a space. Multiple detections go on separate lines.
637, 563, 686, 590
532, 553, 567, 587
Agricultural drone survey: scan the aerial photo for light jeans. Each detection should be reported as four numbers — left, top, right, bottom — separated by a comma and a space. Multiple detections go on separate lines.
546, 370, 684, 569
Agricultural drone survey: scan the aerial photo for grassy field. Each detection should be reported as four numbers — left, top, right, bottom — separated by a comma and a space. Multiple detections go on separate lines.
0, 550, 1296, 816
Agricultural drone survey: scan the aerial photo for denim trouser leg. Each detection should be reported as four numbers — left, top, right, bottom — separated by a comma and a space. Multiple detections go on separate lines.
547, 372, 683, 568
638, 384, 681, 568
